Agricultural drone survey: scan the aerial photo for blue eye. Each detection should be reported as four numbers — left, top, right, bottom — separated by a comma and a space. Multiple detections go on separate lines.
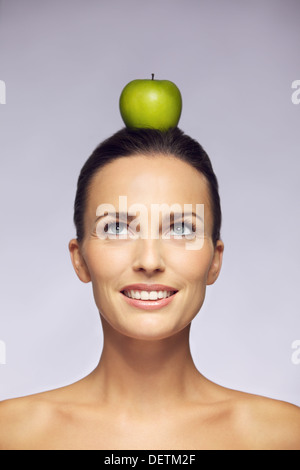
97, 219, 197, 239
170, 222, 195, 236
104, 221, 128, 235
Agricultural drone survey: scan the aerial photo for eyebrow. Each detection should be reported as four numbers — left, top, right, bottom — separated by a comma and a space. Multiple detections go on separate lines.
94, 211, 203, 224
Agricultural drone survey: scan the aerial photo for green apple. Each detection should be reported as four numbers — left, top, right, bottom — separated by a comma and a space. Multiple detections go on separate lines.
119, 74, 182, 131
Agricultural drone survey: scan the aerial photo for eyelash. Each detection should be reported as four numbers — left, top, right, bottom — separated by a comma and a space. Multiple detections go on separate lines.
97, 219, 198, 237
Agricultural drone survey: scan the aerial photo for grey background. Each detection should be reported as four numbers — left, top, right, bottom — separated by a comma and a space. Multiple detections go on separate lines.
0, 0, 299, 405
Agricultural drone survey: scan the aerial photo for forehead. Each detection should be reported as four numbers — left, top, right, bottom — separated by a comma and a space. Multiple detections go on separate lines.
86, 154, 211, 208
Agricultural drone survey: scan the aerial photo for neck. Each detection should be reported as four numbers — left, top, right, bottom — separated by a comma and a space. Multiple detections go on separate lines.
89, 316, 205, 416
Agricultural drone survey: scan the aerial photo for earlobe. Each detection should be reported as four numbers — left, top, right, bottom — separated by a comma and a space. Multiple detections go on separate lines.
206, 240, 224, 286
68, 239, 91, 284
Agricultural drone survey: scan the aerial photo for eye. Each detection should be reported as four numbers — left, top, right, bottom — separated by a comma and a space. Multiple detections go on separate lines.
104, 221, 128, 235
169, 222, 195, 237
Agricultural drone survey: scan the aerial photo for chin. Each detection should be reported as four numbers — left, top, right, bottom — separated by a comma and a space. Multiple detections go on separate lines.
114, 316, 189, 342
99, 305, 190, 341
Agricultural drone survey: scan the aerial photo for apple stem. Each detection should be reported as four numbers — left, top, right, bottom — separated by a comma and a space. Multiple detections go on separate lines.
152, 73, 155, 80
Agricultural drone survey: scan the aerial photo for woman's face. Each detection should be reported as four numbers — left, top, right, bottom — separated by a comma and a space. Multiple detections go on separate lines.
69, 155, 224, 341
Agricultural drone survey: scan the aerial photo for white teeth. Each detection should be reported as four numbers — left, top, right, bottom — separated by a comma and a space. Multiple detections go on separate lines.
131, 290, 140, 299
124, 290, 174, 300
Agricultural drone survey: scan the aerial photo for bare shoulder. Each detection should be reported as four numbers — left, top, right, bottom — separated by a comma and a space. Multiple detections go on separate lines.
0, 395, 48, 450
0, 382, 82, 450
226, 388, 300, 450
245, 394, 300, 450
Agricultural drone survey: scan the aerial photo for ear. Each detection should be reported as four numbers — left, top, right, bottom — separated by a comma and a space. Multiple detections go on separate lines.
68, 239, 91, 284
206, 240, 224, 286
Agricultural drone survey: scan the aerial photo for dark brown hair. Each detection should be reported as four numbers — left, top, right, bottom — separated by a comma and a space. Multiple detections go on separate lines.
73, 127, 222, 246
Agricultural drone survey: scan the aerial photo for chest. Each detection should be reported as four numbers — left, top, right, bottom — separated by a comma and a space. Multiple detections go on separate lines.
28, 413, 247, 450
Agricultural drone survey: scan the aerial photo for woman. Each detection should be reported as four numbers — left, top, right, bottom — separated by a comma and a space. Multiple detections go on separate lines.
1, 127, 299, 450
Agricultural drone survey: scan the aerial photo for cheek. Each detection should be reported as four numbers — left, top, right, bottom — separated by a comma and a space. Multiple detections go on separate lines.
168, 244, 213, 284
85, 243, 131, 283
84, 244, 132, 317
176, 246, 214, 320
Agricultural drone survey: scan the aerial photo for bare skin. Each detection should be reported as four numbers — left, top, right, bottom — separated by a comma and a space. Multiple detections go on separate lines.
0, 367, 299, 450
1, 155, 299, 450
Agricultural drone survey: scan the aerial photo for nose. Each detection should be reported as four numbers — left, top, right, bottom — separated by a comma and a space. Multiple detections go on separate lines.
131, 237, 166, 274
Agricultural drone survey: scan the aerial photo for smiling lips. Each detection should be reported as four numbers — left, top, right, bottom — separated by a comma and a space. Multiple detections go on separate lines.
120, 283, 178, 310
